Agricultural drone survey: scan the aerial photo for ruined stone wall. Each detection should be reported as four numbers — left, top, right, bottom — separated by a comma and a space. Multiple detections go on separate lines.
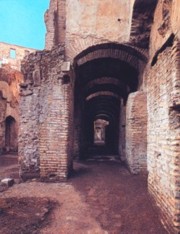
125, 91, 147, 174
145, 1, 180, 232
0, 42, 35, 71
171, 0, 180, 39
0, 66, 23, 153
150, 0, 180, 57
19, 46, 73, 181
45, 0, 135, 60
146, 39, 180, 233
45, 0, 67, 50
65, 0, 134, 60
45, 0, 57, 50
150, 0, 172, 57
0, 43, 35, 153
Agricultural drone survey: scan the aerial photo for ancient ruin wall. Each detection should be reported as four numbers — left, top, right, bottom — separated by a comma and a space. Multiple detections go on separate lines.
0, 42, 35, 71
19, 46, 73, 181
45, 0, 135, 60
0, 66, 23, 153
0, 42, 36, 153
146, 40, 180, 233
65, 0, 134, 60
171, 0, 180, 39
125, 91, 147, 174
150, 0, 180, 58
145, 1, 180, 232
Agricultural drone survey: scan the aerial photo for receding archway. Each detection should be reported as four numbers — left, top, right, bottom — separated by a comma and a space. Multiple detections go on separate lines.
73, 43, 147, 161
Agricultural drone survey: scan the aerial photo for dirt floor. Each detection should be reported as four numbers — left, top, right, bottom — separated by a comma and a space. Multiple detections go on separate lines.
0, 154, 168, 234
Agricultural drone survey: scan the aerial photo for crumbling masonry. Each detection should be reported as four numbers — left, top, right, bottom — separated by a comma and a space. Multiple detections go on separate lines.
0, 43, 35, 153
18, 0, 179, 233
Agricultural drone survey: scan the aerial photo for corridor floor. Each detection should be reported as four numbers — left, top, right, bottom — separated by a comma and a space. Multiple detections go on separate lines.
70, 160, 167, 234
0, 156, 167, 234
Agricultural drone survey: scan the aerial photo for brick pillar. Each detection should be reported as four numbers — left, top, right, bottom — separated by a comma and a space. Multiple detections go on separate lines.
19, 88, 40, 179
119, 99, 126, 161
39, 82, 72, 181
56, 0, 66, 46
19, 46, 73, 181
125, 91, 147, 174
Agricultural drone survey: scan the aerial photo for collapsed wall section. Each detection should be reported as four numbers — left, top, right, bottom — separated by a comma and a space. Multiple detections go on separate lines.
147, 39, 180, 233
0, 42, 36, 71
0, 66, 22, 153
19, 46, 73, 181
125, 91, 147, 174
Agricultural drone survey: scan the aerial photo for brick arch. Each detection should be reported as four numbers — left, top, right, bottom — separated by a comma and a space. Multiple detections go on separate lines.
5, 111, 18, 123
74, 42, 148, 71
85, 98, 119, 124
84, 77, 128, 100
94, 114, 110, 121
86, 77, 125, 90
86, 91, 120, 101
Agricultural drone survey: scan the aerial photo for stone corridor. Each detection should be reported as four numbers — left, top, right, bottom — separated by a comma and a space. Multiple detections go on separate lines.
0, 0, 180, 232
0, 155, 167, 233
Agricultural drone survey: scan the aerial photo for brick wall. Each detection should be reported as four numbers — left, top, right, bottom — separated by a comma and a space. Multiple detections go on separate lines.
0, 92, 6, 153
146, 39, 180, 233
0, 66, 22, 153
45, 0, 134, 60
119, 99, 126, 161
73, 102, 82, 158
45, 0, 66, 50
19, 46, 73, 181
0, 42, 36, 71
45, 0, 57, 50
125, 91, 147, 174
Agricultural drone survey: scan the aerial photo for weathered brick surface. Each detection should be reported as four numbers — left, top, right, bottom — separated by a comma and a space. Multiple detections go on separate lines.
73, 101, 81, 158
146, 40, 180, 233
0, 42, 35, 153
44, 0, 57, 50
45, 0, 66, 50
0, 65, 23, 153
0, 92, 6, 153
126, 91, 147, 174
45, 0, 135, 60
0, 42, 35, 71
119, 100, 126, 161
171, 0, 180, 40
19, 46, 73, 181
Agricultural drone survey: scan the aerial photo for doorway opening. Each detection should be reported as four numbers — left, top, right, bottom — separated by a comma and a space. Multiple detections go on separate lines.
94, 118, 109, 145
5, 116, 18, 153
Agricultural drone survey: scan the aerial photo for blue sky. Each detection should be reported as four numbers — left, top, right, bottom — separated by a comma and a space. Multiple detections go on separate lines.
0, 0, 50, 49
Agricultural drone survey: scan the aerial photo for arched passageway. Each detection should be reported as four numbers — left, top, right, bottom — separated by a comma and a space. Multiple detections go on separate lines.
73, 43, 147, 160
5, 116, 18, 152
